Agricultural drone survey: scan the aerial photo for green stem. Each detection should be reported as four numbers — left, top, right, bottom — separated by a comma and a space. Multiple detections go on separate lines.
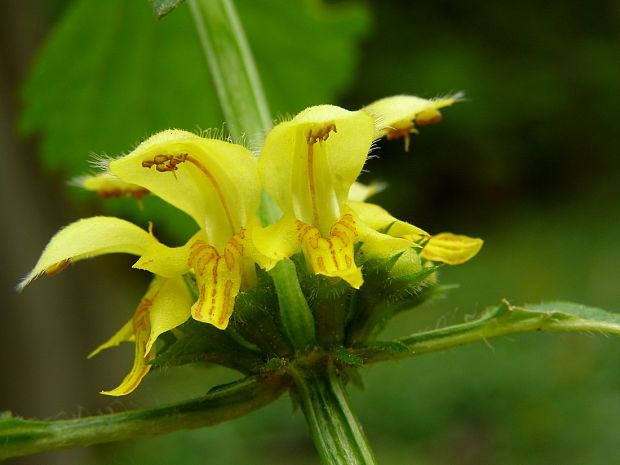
187, 3, 373, 462
356, 304, 620, 364
188, 0, 271, 145
0, 375, 287, 460
291, 360, 377, 465
1, 375, 286, 460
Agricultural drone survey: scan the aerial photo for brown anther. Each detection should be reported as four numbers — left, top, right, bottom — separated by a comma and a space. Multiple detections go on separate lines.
386, 124, 416, 151
154, 154, 170, 164
306, 123, 337, 144
386, 124, 414, 141
142, 153, 188, 172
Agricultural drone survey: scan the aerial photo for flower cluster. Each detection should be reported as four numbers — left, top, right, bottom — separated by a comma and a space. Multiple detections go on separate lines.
20, 94, 482, 395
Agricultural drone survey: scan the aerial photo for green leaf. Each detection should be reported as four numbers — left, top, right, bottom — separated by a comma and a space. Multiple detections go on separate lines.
362, 341, 410, 354
334, 346, 363, 367
512, 301, 620, 327
151, 0, 186, 19
20, 0, 369, 190
346, 259, 440, 345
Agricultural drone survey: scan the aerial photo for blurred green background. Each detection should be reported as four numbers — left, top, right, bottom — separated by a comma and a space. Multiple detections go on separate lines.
1, 0, 619, 464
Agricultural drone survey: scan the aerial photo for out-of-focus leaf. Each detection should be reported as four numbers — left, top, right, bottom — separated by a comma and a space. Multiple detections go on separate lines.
240, 0, 370, 116
151, 0, 186, 19
21, 0, 369, 241
21, 0, 369, 179
21, 0, 217, 179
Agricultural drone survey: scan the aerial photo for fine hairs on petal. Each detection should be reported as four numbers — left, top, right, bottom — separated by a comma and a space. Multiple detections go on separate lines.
198, 124, 234, 143
272, 113, 295, 126
89, 153, 115, 172
440, 90, 466, 103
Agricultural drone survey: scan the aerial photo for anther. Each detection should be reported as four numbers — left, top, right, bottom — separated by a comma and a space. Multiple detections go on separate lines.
142, 153, 188, 172
306, 123, 337, 144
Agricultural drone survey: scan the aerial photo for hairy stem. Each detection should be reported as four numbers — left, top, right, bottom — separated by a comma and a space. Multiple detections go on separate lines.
0, 375, 288, 460
355, 302, 620, 364
291, 360, 377, 465
188, 0, 271, 146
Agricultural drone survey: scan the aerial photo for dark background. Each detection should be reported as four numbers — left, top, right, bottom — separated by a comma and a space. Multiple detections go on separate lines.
1, 0, 619, 464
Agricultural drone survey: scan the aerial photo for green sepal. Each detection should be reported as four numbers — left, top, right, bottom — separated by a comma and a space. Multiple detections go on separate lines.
359, 250, 405, 275
301, 273, 353, 346
150, 318, 264, 374
391, 273, 450, 314
228, 282, 293, 357
346, 255, 439, 345
151, 0, 186, 19
270, 259, 317, 350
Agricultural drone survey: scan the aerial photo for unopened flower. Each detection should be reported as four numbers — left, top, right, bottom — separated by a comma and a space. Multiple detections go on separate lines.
364, 93, 463, 150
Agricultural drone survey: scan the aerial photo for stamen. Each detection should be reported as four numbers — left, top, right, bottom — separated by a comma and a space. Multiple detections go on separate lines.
142, 153, 188, 172
304, 123, 338, 231
386, 124, 415, 152
306, 142, 320, 227
305, 123, 337, 144
185, 156, 236, 238
141, 152, 236, 237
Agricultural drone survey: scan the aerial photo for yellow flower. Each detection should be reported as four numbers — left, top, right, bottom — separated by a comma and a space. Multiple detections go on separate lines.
257, 106, 376, 288
255, 98, 481, 284
349, 197, 483, 265
18, 216, 156, 289
106, 130, 264, 330
20, 130, 266, 394
18, 217, 192, 395
20, 95, 481, 396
